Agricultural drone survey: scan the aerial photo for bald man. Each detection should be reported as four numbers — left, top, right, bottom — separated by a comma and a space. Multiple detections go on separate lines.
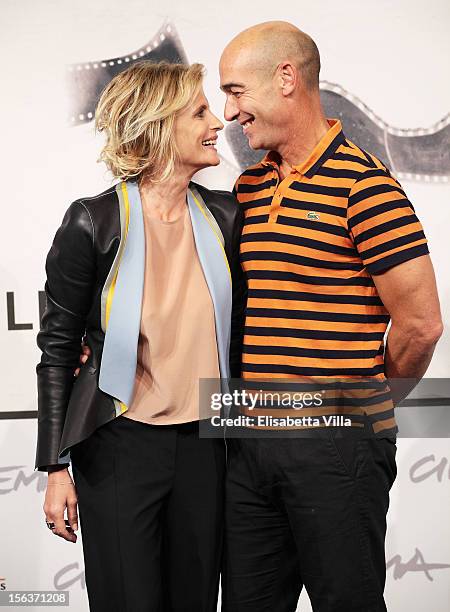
219, 22, 442, 611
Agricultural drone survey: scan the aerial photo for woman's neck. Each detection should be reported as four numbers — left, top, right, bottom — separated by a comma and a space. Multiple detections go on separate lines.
138, 169, 192, 222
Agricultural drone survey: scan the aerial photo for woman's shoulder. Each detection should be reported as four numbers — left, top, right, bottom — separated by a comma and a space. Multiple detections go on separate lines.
73, 183, 119, 211
57, 183, 121, 246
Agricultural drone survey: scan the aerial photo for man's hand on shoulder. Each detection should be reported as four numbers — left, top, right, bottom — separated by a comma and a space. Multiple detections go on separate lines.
74, 342, 91, 377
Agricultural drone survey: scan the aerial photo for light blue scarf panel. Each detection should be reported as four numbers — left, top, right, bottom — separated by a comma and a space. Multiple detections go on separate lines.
98, 181, 145, 407
187, 187, 232, 387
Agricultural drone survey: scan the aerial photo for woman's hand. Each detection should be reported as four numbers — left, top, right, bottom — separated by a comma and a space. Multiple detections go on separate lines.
43, 468, 79, 543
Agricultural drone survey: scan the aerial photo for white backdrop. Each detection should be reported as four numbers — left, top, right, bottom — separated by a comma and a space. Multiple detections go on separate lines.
1, 1, 449, 610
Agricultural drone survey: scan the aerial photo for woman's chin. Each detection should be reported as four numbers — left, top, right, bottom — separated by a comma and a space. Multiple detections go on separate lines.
199, 154, 221, 169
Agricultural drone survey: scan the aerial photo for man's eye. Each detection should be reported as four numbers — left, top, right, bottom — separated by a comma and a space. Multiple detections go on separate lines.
231, 91, 242, 98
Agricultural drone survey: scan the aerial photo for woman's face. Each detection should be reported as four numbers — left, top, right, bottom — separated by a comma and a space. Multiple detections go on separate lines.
173, 87, 224, 173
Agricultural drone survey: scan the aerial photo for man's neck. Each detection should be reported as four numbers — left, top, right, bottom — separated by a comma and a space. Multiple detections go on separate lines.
276, 111, 330, 180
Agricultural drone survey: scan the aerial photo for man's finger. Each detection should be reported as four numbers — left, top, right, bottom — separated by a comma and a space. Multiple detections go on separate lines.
82, 344, 91, 356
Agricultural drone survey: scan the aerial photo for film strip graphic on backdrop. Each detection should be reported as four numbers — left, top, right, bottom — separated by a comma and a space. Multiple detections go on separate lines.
67, 21, 450, 182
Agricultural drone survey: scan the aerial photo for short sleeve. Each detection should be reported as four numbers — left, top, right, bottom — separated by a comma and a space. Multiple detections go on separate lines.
347, 168, 429, 274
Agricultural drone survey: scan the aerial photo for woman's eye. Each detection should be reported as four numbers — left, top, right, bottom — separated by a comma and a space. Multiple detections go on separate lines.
196, 110, 205, 118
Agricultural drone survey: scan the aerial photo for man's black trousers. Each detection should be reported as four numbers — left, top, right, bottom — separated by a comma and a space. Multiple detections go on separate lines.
222, 428, 397, 612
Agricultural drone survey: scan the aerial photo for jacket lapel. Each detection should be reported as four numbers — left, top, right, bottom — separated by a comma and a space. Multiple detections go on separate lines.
187, 185, 232, 386
98, 181, 145, 410
98, 180, 232, 411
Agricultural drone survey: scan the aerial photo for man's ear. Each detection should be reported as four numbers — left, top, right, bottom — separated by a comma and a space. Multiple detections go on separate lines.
277, 62, 297, 96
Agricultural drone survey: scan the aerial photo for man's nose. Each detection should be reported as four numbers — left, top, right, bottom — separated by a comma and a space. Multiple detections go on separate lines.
224, 96, 239, 122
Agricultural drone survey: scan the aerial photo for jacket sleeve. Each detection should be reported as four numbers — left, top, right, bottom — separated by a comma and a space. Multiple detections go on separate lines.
229, 204, 247, 379
35, 201, 96, 471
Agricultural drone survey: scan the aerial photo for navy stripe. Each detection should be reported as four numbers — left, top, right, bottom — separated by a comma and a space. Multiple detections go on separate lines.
242, 363, 386, 376
333, 152, 373, 167
245, 269, 375, 287
367, 244, 429, 274
238, 178, 277, 193
315, 166, 362, 180
248, 289, 384, 306
241, 250, 363, 271
244, 326, 385, 341
289, 182, 349, 197
242, 196, 272, 210
366, 407, 396, 424
243, 344, 381, 360
280, 198, 347, 218
360, 148, 376, 167
359, 231, 425, 261
246, 307, 390, 324
349, 183, 406, 207
240, 167, 270, 177
348, 200, 412, 229
359, 391, 393, 407
241, 231, 357, 257
244, 214, 270, 224
353, 215, 417, 246
304, 130, 347, 177
351, 168, 391, 181
276, 215, 350, 237
238, 380, 389, 392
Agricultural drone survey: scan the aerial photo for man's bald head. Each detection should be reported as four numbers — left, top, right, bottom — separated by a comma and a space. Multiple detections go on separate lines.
221, 21, 321, 91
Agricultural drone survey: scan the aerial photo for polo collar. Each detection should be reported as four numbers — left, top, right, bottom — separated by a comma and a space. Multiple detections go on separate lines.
261, 119, 345, 178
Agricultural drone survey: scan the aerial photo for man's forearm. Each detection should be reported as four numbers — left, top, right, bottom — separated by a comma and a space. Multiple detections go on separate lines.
384, 322, 442, 405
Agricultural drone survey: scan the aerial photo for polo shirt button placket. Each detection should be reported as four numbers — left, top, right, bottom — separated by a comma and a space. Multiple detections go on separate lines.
269, 191, 283, 223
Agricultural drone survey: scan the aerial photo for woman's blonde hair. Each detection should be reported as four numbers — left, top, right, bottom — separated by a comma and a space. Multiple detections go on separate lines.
95, 61, 205, 182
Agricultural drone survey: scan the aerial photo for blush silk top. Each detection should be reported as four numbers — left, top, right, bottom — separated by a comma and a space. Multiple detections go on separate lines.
123, 203, 220, 425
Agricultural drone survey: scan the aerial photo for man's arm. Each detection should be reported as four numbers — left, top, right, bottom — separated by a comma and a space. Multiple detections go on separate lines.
371, 255, 443, 404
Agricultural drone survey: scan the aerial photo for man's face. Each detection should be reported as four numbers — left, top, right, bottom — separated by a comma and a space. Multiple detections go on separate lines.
219, 51, 281, 151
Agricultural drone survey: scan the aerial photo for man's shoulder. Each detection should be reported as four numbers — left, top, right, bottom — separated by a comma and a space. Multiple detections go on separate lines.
342, 139, 393, 183
235, 160, 269, 185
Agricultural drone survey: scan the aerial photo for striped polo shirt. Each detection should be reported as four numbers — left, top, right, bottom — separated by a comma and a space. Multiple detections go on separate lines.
234, 119, 429, 435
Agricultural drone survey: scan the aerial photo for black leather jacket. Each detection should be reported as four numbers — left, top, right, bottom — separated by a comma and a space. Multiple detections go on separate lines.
35, 182, 246, 471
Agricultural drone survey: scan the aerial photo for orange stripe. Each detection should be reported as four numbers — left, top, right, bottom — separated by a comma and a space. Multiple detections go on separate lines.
242, 354, 384, 368
246, 278, 379, 297
357, 221, 424, 251
244, 336, 382, 350
244, 316, 387, 332
246, 297, 386, 315
373, 417, 397, 433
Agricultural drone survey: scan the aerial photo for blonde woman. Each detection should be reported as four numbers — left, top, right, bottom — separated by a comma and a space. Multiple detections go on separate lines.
36, 62, 246, 612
